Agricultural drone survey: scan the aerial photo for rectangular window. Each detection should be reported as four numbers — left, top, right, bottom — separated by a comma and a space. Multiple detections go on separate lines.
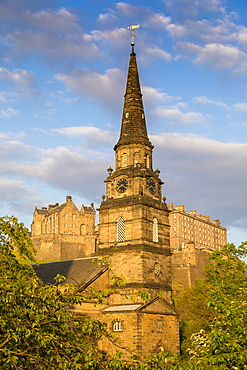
64, 223, 68, 228
72, 214, 76, 221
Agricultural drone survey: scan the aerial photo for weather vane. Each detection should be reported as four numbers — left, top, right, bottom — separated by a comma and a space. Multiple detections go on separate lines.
127, 23, 140, 48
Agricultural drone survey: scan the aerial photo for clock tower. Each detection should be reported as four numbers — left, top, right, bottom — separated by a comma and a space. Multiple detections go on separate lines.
98, 40, 172, 304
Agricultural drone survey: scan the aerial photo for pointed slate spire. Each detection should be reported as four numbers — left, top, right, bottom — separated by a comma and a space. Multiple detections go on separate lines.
114, 47, 152, 150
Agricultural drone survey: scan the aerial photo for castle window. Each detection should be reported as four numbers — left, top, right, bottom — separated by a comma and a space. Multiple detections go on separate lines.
64, 223, 68, 228
113, 321, 123, 332
125, 112, 129, 118
116, 217, 125, 242
72, 214, 76, 221
122, 153, 127, 168
72, 224, 75, 229
153, 218, 158, 243
64, 214, 68, 220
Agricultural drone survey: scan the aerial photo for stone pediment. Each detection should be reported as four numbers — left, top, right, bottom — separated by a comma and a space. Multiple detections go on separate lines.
101, 297, 177, 316
138, 296, 177, 316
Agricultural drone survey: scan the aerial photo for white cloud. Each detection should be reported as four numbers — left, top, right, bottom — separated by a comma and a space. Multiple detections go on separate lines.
195, 43, 247, 71
164, 0, 225, 19
233, 102, 247, 111
0, 140, 110, 204
150, 132, 247, 228
175, 41, 247, 73
142, 86, 177, 103
0, 3, 80, 33
193, 96, 228, 108
97, 12, 118, 23
0, 67, 35, 87
55, 67, 125, 112
145, 12, 172, 30
91, 27, 128, 49
27, 7, 80, 32
154, 106, 205, 124
0, 178, 36, 202
0, 107, 18, 119
52, 126, 117, 146
145, 46, 172, 61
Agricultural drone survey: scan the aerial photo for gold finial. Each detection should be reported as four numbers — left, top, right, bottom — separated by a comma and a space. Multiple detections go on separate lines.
127, 23, 140, 47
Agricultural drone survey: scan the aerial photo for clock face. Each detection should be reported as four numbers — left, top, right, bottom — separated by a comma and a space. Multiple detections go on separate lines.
147, 178, 156, 194
116, 178, 128, 193
154, 262, 160, 276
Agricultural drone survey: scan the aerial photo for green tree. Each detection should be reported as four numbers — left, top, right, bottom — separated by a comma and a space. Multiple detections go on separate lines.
0, 216, 127, 369
175, 242, 247, 369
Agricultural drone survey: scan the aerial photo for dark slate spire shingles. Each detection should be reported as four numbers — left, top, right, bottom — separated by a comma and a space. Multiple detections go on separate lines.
115, 50, 152, 149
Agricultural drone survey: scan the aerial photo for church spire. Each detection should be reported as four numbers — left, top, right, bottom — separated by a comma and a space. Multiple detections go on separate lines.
114, 30, 152, 151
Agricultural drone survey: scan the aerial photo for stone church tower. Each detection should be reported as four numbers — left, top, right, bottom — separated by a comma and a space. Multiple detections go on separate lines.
34, 38, 180, 357
98, 42, 174, 307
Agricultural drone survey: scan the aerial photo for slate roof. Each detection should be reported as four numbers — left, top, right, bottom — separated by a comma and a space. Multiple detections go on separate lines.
33, 257, 108, 288
114, 49, 152, 150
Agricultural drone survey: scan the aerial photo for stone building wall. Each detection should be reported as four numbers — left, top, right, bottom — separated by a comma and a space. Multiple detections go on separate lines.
168, 203, 227, 251
171, 241, 211, 287
31, 195, 96, 261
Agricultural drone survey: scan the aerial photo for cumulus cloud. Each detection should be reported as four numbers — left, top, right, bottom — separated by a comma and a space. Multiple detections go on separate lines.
150, 132, 247, 228
0, 67, 35, 87
142, 86, 178, 103
175, 41, 247, 73
0, 178, 36, 202
55, 67, 125, 112
0, 107, 18, 119
145, 46, 172, 61
51, 126, 117, 147
193, 96, 228, 108
8, 30, 100, 64
154, 105, 205, 124
164, 0, 225, 19
0, 2, 81, 33
233, 102, 247, 111
0, 139, 110, 206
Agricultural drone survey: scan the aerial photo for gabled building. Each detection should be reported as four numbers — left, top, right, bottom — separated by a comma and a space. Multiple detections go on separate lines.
31, 195, 96, 261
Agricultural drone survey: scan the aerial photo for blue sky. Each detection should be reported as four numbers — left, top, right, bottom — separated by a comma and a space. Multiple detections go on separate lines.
1, 0, 247, 245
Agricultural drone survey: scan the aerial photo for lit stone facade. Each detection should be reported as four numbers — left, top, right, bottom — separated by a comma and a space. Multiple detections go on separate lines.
31, 195, 96, 260
168, 203, 227, 251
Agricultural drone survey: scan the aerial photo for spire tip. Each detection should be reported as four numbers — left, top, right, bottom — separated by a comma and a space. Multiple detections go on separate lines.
127, 23, 140, 49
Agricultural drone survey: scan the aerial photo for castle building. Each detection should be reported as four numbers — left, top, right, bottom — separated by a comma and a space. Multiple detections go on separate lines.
34, 39, 180, 357
31, 195, 96, 261
168, 203, 227, 251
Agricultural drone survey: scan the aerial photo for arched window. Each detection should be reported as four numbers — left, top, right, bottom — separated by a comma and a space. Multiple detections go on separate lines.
113, 321, 123, 332
134, 152, 140, 166
146, 154, 150, 168
122, 153, 127, 167
116, 217, 125, 242
153, 218, 158, 243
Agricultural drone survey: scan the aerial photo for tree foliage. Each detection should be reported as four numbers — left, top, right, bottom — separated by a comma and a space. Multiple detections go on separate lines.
0, 217, 124, 369
2, 216, 247, 369
175, 242, 247, 369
